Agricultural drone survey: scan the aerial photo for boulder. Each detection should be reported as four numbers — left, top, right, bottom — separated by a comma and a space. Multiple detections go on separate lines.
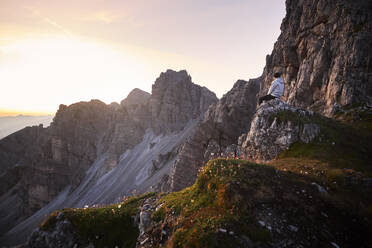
242, 99, 320, 161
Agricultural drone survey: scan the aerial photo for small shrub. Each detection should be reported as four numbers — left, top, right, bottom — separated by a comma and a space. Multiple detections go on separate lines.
152, 207, 166, 222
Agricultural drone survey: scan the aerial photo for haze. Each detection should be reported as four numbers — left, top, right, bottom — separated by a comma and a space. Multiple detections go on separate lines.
0, 0, 285, 116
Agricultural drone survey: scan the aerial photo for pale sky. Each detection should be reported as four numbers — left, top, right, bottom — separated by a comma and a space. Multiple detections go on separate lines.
0, 0, 285, 116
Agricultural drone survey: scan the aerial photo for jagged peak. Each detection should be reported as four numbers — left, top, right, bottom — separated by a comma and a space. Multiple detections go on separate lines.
120, 88, 151, 107
52, 99, 109, 126
154, 69, 192, 87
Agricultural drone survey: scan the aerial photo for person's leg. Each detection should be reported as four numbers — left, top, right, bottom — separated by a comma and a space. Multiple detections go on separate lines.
259, 95, 276, 104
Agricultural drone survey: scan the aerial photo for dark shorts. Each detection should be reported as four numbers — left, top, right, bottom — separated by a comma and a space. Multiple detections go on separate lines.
259, 95, 277, 104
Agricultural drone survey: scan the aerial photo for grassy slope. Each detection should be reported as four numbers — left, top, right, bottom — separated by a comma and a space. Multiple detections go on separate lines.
40, 193, 154, 248
155, 159, 372, 248
272, 108, 372, 175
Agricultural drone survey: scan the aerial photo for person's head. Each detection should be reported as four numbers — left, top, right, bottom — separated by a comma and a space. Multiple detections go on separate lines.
274, 72, 281, 78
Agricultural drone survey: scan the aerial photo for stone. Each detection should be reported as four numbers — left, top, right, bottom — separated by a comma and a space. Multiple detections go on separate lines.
139, 209, 152, 235
331, 242, 340, 248
26, 218, 79, 248
289, 225, 299, 232
311, 182, 328, 195
241, 99, 320, 161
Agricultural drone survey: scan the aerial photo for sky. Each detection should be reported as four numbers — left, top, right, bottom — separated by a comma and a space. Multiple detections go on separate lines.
0, 0, 285, 116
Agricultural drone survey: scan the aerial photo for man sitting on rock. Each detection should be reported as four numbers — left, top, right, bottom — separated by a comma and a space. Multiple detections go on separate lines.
259, 72, 284, 104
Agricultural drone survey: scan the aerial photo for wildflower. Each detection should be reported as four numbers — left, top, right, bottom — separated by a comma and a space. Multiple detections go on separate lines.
118, 204, 121, 209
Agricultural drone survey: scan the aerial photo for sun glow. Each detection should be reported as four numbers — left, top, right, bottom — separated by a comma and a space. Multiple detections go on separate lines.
0, 37, 150, 114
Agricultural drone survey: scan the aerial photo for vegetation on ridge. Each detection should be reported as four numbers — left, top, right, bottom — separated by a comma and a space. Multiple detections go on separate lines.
155, 159, 372, 248
38, 157, 372, 247
40, 192, 155, 248
271, 109, 372, 176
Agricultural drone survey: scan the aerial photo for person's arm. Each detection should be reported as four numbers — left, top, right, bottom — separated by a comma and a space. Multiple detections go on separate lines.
267, 80, 278, 95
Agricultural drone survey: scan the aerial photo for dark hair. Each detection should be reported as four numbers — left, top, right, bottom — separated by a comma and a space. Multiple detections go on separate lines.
274, 72, 281, 78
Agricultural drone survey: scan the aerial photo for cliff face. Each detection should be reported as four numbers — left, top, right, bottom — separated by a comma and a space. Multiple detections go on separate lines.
0, 70, 217, 245
260, 0, 372, 115
150, 69, 217, 133
168, 0, 372, 191
169, 78, 260, 191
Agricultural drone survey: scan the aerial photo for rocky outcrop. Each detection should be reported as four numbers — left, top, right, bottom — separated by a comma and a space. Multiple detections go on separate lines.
26, 213, 81, 248
241, 99, 320, 161
169, 78, 260, 191
260, 0, 372, 115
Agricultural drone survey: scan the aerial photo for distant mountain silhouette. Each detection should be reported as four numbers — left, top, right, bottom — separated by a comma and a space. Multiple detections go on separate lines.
0, 115, 53, 140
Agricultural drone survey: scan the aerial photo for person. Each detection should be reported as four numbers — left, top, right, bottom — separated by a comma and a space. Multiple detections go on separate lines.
259, 72, 284, 104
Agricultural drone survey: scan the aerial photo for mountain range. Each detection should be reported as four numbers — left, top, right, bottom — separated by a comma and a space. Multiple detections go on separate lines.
1, 0, 371, 247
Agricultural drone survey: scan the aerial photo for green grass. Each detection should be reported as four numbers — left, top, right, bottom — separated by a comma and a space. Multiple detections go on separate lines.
273, 110, 372, 175
152, 207, 166, 222
40, 192, 155, 248
158, 158, 372, 247
158, 159, 280, 247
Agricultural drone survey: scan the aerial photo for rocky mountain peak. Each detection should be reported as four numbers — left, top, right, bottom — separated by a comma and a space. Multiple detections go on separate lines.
156, 69, 191, 85
150, 69, 218, 133
120, 88, 150, 107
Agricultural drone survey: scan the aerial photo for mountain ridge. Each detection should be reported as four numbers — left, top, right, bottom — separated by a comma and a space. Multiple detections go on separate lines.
1, 0, 372, 246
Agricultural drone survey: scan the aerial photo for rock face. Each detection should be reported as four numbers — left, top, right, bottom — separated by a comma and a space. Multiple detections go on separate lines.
168, 0, 372, 191
0, 70, 217, 245
241, 99, 320, 161
150, 69, 217, 133
260, 0, 372, 115
169, 78, 260, 191
26, 213, 80, 248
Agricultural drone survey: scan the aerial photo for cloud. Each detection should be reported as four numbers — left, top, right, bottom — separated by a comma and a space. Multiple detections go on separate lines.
93, 12, 120, 23
42, 17, 74, 36
80, 11, 124, 24
23, 6, 74, 36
